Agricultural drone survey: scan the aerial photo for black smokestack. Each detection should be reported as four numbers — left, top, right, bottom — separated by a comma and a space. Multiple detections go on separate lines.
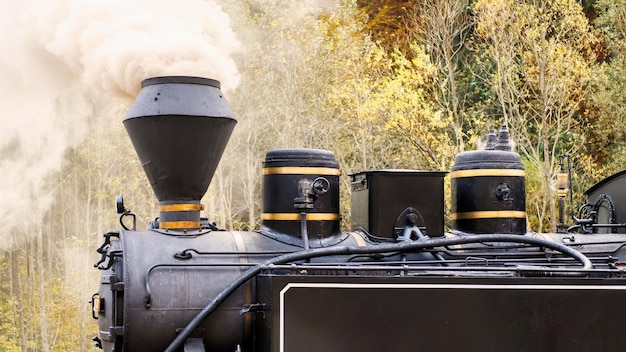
123, 76, 236, 230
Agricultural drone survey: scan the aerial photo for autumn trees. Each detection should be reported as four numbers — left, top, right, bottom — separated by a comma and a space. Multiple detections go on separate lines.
470, 0, 596, 230
222, 0, 620, 233
583, 0, 626, 178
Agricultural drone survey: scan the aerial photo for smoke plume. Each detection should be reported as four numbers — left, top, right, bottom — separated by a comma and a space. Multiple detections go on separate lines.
0, 0, 240, 249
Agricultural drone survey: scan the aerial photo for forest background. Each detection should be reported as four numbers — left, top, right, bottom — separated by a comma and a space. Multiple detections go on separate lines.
1, 0, 624, 350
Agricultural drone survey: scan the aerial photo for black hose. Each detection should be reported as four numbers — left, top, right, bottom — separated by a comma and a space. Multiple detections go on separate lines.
164, 234, 591, 352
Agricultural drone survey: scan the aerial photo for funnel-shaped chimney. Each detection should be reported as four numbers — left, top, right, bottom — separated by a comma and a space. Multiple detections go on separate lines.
124, 76, 236, 230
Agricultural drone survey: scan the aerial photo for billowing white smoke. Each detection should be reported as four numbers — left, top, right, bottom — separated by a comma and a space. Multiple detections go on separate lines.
0, 0, 240, 249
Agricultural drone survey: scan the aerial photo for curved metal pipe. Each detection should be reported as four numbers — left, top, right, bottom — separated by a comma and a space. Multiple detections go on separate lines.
165, 234, 592, 352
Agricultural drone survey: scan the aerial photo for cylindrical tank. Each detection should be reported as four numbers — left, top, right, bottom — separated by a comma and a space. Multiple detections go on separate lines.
96, 229, 301, 352
450, 127, 526, 234
261, 149, 341, 238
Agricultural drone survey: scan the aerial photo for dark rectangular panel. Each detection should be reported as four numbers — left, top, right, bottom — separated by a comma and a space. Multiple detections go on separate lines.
350, 170, 446, 238
269, 276, 626, 352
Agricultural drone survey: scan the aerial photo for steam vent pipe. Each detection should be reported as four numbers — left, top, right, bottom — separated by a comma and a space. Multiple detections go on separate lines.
123, 76, 237, 231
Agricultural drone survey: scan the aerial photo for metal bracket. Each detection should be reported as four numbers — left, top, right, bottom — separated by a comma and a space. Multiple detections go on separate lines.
393, 207, 427, 240
109, 274, 125, 292
116, 195, 137, 231
94, 231, 120, 270
240, 303, 270, 318
92, 336, 102, 349
109, 326, 124, 336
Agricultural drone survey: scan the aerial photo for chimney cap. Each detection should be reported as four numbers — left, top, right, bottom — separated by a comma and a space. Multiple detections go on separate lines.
141, 76, 221, 89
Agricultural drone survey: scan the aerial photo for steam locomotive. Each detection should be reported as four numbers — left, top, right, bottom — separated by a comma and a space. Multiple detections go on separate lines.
91, 76, 626, 352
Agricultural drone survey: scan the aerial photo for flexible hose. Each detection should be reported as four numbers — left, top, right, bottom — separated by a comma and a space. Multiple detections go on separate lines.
165, 233, 591, 352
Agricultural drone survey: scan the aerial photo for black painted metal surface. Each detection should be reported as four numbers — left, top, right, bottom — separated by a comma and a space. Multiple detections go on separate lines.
93, 76, 626, 352
585, 169, 626, 226
123, 76, 236, 202
265, 275, 626, 352
261, 149, 340, 238
451, 150, 527, 234
96, 229, 298, 352
350, 170, 446, 238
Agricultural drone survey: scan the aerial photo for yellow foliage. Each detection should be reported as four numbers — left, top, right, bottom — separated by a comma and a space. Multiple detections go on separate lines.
472, 0, 595, 231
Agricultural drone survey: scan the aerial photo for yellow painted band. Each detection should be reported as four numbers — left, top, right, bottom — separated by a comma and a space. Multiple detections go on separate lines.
262, 167, 340, 176
450, 169, 525, 178
160, 203, 204, 212
451, 211, 527, 220
350, 232, 367, 247
160, 221, 202, 229
261, 213, 340, 221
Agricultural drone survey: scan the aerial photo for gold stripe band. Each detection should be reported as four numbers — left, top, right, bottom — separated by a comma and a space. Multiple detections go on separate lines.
262, 167, 340, 176
451, 211, 527, 220
160, 221, 202, 229
350, 232, 367, 247
450, 169, 525, 178
261, 213, 340, 221
160, 204, 204, 212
